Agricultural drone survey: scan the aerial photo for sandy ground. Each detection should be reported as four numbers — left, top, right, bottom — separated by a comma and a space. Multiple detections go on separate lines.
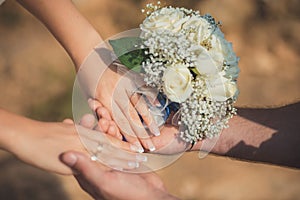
0, 0, 299, 199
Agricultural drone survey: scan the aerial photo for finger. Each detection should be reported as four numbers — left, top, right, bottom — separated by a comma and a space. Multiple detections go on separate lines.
97, 118, 110, 132
97, 119, 120, 139
95, 119, 123, 141
111, 75, 149, 151
111, 101, 144, 153
75, 176, 100, 200
130, 92, 160, 136
106, 130, 147, 154
62, 144, 146, 171
60, 151, 106, 182
96, 106, 112, 121
63, 152, 103, 199
97, 142, 148, 164
77, 124, 143, 154
114, 97, 156, 152
95, 105, 122, 139
63, 118, 74, 124
108, 121, 123, 140
92, 148, 144, 170
87, 98, 103, 111
80, 114, 96, 129
107, 124, 119, 138
96, 155, 141, 170
125, 101, 156, 152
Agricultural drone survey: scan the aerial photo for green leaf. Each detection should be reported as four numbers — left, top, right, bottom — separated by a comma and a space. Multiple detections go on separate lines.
109, 37, 145, 72
189, 67, 199, 77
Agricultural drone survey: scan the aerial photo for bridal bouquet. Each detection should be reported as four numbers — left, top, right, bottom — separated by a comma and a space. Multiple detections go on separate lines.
109, 2, 240, 144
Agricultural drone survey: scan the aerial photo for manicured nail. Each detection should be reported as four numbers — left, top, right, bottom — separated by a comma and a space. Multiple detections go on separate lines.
136, 154, 148, 162
130, 144, 144, 153
149, 123, 160, 136
147, 141, 156, 152
135, 142, 145, 153
137, 146, 144, 153
149, 146, 156, 152
128, 161, 139, 168
112, 166, 123, 171
153, 126, 160, 136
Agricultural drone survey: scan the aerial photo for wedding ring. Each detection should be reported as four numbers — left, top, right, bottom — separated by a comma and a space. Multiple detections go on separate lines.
96, 143, 104, 153
90, 155, 97, 161
90, 143, 104, 161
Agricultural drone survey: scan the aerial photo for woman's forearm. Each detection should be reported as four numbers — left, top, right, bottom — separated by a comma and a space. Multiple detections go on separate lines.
193, 103, 300, 168
0, 108, 85, 174
17, 0, 102, 68
0, 108, 35, 153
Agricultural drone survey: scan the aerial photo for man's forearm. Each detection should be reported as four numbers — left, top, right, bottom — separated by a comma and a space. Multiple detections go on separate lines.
193, 103, 300, 168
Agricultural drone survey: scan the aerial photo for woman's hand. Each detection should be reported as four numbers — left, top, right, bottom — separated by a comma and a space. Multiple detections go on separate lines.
0, 109, 147, 175
88, 65, 160, 153
76, 113, 148, 171
17, 0, 160, 153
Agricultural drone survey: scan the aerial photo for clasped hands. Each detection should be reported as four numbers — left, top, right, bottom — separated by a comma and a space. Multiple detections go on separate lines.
77, 63, 191, 171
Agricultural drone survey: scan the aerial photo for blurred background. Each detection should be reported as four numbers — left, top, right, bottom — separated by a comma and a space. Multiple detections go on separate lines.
0, 0, 299, 199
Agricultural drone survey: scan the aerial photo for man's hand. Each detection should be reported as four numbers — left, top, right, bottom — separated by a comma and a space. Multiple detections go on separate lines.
60, 151, 179, 200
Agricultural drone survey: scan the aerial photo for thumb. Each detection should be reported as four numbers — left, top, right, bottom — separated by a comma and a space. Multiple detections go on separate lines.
60, 151, 106, 181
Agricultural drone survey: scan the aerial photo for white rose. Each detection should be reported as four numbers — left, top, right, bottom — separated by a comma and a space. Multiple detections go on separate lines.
162, 64, 193, 103
193, 46, 221, 75
205, 74, 238, 101
141, 7, 189, 32
208, 35, 226, 67
183, 16, 211, 43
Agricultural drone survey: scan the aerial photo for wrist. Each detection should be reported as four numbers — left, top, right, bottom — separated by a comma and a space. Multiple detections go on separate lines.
0, 123, 14, 152
5, 116, 42, 157
0, 110, 36, 154
77, 45, 111, 98
190, 115, 241, 154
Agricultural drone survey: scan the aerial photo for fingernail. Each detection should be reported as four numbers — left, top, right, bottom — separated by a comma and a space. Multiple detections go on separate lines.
149, 146, 156, 152
62, 153, 77, 167
130, 144, 144, 153
153, 126, 161, 136
135, 142, 145, 153
149, 123, 160, 136
128, 161, 139, 168
137, 146, 144, 153
136, 154, 148, 162
112, 166, 123, 171
147, 141, 156, 152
